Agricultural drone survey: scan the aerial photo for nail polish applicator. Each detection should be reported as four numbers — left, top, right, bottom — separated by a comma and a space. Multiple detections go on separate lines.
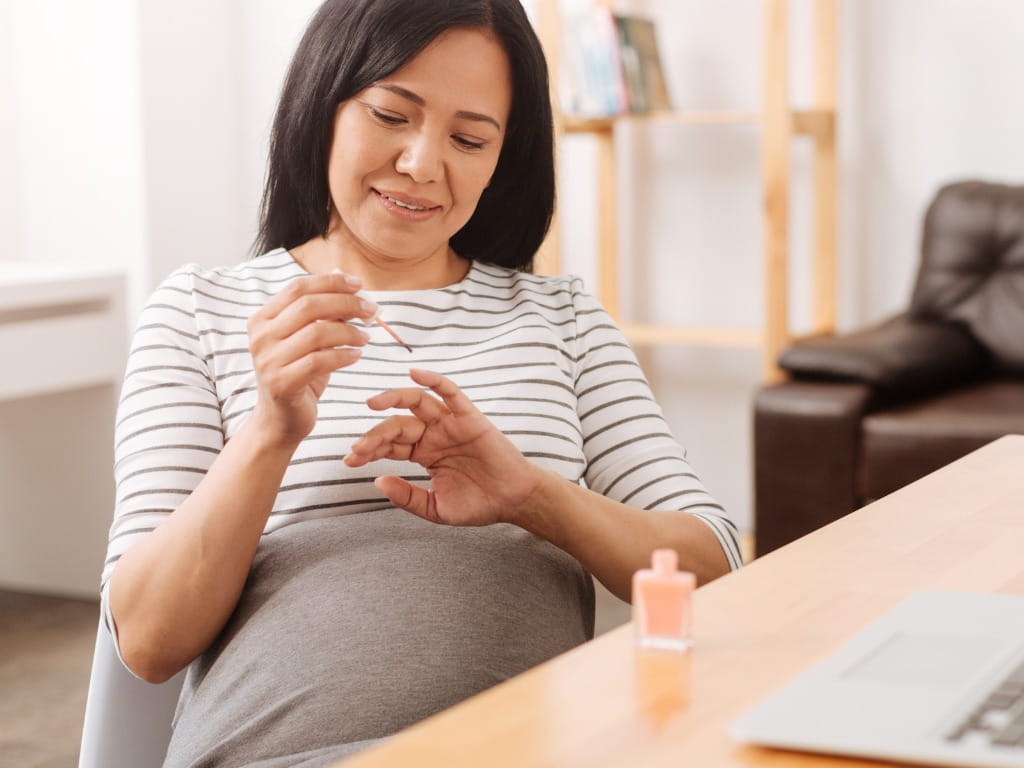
332, 268, 412, 352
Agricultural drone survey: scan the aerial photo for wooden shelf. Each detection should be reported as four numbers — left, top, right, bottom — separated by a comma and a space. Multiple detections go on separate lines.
559, 110, 759, 133
557, 108, 835, 137
537, 0, 838, 383
791, 108, 836, 138
559, 108, 834, 137
621, 324, 762, 348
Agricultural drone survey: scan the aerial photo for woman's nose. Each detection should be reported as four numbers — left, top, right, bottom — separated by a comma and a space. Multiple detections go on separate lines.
395, 133, 443, 183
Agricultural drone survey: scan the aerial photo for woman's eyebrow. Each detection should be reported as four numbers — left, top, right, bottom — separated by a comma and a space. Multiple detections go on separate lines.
372, 83, 502, 131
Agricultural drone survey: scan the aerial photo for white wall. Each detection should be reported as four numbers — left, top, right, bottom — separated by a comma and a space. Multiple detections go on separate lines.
136, 1, 247, 285
2, 1, 1023, 595
853, 0, 1024, 319
1, 0, 319, 310
4, 0, 148, 301
0, 386, 121, 597
236, 0, 323, 235
0, 0, 20, 257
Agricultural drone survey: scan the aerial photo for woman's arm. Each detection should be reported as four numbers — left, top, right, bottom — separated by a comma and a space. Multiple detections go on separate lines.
506, 468, 730, 601
109, 271, 373, 683
109, 416, 298, 683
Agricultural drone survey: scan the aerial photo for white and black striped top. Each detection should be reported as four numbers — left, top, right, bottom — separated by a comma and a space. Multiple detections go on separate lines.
102, 249, 741, 612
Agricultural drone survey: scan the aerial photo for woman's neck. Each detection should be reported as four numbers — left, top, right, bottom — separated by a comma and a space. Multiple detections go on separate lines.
289, 235, 470, 291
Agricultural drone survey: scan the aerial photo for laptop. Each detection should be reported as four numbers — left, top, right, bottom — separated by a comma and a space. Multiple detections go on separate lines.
731, 590, 1024, 768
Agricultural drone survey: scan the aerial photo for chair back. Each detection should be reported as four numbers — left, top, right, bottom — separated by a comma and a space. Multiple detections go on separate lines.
79, 620, 185, 768
911, 180, 1024, 371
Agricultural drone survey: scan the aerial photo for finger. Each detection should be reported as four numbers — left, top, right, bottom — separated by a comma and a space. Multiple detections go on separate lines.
269, 292, 379, 342
365, 387, 449, 426
261, 319, 369, 370
259, 272, 364, 320
344, 416, 426, 466
342, 440, 415, 467
409, 369, 477, 416
375, 476, 439, 523
265, 347, 362, 396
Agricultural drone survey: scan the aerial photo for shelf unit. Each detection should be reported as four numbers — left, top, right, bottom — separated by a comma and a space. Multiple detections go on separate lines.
534, 0, 838, 382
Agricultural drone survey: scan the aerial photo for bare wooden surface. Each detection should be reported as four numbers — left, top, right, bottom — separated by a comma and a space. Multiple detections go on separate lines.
341, 435, 1024, 767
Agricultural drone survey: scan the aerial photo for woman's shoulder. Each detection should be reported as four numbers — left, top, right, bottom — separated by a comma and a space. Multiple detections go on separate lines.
164, 249, 302, 289
467, 261, 587, 300
151, 249, 305, 307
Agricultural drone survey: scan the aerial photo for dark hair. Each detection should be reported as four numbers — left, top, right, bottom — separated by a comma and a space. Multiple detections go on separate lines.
254, 0, 554, 272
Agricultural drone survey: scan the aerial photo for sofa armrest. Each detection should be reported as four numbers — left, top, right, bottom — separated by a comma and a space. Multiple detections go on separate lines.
778, 314, 988, 393
753, 380, 873, 556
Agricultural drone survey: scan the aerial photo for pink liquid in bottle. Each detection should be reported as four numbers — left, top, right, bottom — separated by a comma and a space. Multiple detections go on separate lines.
632, 549, 695, 652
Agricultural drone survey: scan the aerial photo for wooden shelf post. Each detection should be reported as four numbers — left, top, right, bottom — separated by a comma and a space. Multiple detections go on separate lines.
534, 0, 563, 276
595, 127, 619, 319
812, 0, 838, 336
761, 0, 791, 383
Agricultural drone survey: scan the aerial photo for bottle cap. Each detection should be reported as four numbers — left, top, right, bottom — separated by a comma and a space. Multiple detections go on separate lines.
652, 548, 678, 575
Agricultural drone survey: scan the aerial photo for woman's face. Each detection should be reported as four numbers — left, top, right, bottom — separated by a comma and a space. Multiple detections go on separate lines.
326, 27, 512, 273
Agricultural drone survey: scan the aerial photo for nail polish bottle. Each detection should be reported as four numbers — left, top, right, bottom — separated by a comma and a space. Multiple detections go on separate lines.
632, 549, 696, 652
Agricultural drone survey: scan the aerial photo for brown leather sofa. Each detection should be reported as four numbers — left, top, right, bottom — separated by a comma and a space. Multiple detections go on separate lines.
753, 180, 1024, 557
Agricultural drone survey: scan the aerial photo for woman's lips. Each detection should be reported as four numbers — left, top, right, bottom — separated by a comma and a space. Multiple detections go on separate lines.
373, 189, 442, 220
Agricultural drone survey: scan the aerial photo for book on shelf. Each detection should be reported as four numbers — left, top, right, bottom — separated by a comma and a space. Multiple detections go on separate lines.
617, 15, 671, 113
558, 8, 671, 119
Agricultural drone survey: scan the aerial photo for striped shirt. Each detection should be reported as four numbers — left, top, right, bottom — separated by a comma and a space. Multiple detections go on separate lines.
102, 248, 741, 626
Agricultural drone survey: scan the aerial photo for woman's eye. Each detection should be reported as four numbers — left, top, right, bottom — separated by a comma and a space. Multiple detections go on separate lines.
370, 108, 405, 126
453, 135, 486, 151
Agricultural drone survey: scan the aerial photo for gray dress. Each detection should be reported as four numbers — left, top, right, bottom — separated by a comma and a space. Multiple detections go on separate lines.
162, 510, 595, 767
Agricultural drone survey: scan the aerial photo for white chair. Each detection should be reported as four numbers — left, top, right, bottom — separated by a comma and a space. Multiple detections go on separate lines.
79, 620, 186, 768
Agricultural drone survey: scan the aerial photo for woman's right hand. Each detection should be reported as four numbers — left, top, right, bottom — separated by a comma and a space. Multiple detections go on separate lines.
247, 271, 377, 445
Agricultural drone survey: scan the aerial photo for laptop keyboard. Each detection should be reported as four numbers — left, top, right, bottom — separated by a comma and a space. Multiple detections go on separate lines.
947, 656, 1024, 747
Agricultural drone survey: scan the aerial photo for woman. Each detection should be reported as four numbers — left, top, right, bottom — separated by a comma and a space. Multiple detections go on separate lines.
103, 0, 742, 765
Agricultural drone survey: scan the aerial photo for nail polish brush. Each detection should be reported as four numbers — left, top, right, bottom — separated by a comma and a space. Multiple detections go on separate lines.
371, 314, 413, 353
332, 268, 412, 352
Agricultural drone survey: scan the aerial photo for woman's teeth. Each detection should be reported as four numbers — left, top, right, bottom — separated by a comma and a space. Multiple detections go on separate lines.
382, 193, 428, 211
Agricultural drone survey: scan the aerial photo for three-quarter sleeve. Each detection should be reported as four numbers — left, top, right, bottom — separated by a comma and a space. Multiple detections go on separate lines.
569, 279, 743, 570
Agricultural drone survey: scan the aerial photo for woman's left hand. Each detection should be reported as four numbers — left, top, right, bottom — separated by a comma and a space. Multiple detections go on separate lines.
343, 368, 541, 526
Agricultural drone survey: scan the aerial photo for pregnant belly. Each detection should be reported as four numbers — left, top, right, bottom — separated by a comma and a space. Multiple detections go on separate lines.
168, 509, 594, 762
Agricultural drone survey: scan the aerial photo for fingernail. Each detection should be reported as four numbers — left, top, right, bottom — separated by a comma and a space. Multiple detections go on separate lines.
358, 329, 371, 343
330, 267, 363, 289
359, 297, 379, 316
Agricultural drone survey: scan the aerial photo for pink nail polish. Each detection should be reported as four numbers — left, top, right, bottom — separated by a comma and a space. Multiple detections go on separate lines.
632, 549, 695, 652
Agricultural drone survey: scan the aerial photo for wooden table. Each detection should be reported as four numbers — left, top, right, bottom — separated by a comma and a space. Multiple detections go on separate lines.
341, 434, 1024, 767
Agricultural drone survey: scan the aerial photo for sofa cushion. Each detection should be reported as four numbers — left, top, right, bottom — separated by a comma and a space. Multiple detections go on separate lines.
858, 379, 1024, 501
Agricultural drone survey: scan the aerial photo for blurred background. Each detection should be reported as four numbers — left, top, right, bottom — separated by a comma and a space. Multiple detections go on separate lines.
1, 0, 1023, 763
4, 0, 1024, 592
